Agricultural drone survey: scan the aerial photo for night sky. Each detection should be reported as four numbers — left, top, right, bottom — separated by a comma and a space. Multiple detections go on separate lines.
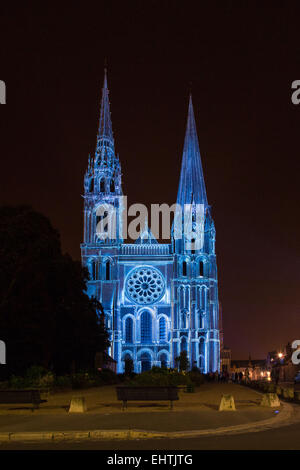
1, 2, 300, 360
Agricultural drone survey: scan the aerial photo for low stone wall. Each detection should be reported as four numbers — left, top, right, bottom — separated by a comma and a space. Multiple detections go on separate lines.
244, 381, 300, 404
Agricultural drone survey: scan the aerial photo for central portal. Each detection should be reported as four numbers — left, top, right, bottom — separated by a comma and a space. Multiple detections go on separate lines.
141, 352, 151, 372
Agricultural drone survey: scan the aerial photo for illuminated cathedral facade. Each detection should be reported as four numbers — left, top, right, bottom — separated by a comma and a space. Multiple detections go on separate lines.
81, 70, 220, 373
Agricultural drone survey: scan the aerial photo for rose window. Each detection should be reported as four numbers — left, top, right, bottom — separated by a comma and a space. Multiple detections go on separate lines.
125, 267, 165, 305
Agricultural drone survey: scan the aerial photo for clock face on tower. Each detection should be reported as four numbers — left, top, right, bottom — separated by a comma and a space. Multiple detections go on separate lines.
125, 266, 166, 305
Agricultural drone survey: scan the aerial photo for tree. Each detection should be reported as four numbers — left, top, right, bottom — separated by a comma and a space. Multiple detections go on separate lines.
175, 351, 190, 372
0, 205, 109, 376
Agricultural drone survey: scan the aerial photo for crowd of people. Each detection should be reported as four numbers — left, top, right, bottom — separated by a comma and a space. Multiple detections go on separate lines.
206, 370, 246, 383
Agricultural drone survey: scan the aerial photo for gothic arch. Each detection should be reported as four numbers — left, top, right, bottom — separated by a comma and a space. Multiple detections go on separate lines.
197, 309, 204, 329
136, 307, 155, 320
94, 203, 112, 242
181, 335, 188, 352
122, 350, 133, 360
180, 256, 190, 277
195, 255, 206, 277
199, 337, 206, 355
158, 314, 168, 343
157, 349, 170, 368
103, 256, 113, 281
100, 178, 105, 192
88, 258, 99, 281
140, 310, 152, 343
123, 314, 135, 344
180, 308, 188, 329
89, 178, 94, 192
110, 179, 115, 192
137, 348, 154, 360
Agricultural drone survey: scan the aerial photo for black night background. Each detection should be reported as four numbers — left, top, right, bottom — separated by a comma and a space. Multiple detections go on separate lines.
0, 1, 299, 361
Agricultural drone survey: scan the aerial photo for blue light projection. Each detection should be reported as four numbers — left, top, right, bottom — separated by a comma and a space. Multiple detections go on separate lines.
80, 69, 220, 373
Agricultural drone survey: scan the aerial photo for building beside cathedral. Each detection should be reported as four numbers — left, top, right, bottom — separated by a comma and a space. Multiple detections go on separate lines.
81, 70, 220, 373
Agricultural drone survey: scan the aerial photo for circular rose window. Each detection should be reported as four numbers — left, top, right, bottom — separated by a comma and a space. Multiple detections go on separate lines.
125, 266, 165, 305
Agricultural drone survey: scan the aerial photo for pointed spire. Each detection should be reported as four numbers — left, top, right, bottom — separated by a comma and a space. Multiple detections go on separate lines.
95, 67, 115, 163
176, 95, 208, 208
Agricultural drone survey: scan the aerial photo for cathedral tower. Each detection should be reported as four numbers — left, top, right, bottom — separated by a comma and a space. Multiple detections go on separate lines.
171, 95, 220, 372
81, 69, 123, 357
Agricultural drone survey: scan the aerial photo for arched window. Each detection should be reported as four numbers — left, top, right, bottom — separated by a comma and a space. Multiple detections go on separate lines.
125, 317, 133, 343
110, 179, 115, 192
199, 338, 205, 357
181, 311, 186, 329
92, 260, 97, 280
201, 288, 206, 308
141, 311, 152, 343
105, 260, 110, 281
181, 336, 187, 352
89, 178, 94, 192
100, 179, 105, 192
199, 261, 204, 277
96, 210, 109, 234
182, 261, 187, 277
159, 317, 167, 342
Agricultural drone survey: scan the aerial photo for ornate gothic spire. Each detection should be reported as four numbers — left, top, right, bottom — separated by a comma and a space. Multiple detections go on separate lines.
176, 95, 208, 208
95, 68, 115, 165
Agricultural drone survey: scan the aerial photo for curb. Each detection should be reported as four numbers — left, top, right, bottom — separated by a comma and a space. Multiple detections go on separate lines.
0, 401, 294, 442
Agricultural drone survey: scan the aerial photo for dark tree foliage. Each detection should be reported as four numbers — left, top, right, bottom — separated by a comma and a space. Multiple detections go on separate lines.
175, 351, 190, 372
0, 205, 109, 376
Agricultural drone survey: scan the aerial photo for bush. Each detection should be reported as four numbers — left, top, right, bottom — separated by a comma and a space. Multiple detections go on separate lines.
25, 365, 47, 382
71, 372, 92, 389
6, 366, 55, 390
126, 367, 190, 386
9, 366, 55, 390
9, 375, 30, 389
54, 375, 72, 390
99, 368, 119, 384
39, 372, 55, 389
68, 369, 119, 389
4, 368, 119, 392
175, 351, 189, 372
188, 371, 205, 386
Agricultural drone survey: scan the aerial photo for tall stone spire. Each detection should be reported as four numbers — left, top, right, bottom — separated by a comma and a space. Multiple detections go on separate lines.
95, 67, 115, 165
176, 95, 208, 208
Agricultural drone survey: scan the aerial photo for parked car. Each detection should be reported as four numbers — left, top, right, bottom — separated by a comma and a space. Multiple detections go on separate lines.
294, 371, 300, 384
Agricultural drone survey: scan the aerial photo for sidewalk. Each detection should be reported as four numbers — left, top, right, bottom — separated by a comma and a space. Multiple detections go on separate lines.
0, 384, 284, 435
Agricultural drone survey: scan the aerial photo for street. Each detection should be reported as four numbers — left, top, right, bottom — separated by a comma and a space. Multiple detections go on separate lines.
1, 406, 300, 450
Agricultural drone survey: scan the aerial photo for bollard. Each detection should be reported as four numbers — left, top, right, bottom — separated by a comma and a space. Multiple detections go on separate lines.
69, 396, 87, 413
219, 394, 236, 411
282, 387, 294, 400
260, 393, 281, 408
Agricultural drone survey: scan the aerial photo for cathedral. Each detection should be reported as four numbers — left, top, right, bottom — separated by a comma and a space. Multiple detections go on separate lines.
81, 70, 220, 374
